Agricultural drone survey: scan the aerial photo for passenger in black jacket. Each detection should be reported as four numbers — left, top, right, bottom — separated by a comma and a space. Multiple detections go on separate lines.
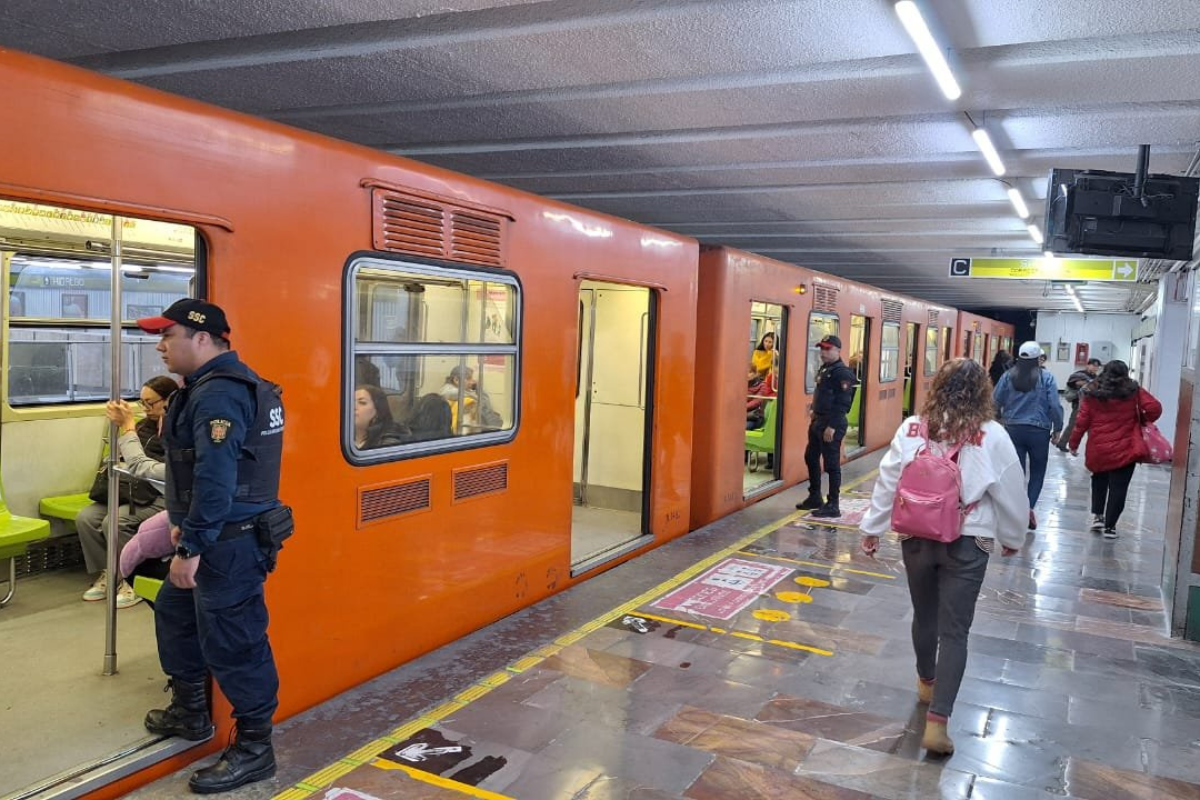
1057, 358, 1102, 452
797, 335, 858, 518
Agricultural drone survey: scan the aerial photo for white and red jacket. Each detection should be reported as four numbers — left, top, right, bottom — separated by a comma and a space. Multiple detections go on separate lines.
860, 417, 1029, 551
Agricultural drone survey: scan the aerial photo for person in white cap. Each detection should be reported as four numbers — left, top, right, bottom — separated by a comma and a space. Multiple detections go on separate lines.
992, 341, 1063, 530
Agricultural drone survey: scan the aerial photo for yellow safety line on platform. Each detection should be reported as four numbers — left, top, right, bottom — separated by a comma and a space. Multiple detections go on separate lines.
370, 759, 517, 799
274, 467, 878, 800
632, 610, 834, 656
738, 551, 898, 580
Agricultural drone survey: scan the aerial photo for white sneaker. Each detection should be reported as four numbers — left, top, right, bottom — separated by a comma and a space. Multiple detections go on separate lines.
83, 570, 108, 601
1089, 515, 1104, 533
116, 581, 143, 609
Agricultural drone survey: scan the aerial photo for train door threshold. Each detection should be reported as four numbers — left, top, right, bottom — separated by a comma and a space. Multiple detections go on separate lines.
6, 733, 210, 800
570, 534, 653, 578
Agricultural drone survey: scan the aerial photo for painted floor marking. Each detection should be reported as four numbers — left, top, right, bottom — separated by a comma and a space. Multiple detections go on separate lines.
739, 550, 898, 581
274, 468, 877, 800
630, 610, 834, 656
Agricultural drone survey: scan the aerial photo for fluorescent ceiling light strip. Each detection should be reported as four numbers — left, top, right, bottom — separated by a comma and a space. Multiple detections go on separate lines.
1027, 223, 1044, 244
894, 1, 962, 101
1007, 188, 1030, 218
972, 128, 1006, 176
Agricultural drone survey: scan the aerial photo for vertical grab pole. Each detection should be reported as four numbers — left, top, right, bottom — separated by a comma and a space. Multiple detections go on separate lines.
103, 215, 124, 676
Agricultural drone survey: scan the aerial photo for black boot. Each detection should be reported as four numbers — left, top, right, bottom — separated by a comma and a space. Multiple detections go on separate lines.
189, 725, 276, 794
145, 679, 214, 741
811, 497, 841, 518
796, 493, 824, 510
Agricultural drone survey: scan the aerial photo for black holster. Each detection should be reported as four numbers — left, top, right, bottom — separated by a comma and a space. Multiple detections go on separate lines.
255, 505, 294, 573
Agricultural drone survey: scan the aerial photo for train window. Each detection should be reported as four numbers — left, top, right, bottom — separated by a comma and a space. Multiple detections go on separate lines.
880, 322, 900, 382
2, 200, 196, 407
346, 258, 519, 462
924, 327, 939, 376
805, 312, 840, 392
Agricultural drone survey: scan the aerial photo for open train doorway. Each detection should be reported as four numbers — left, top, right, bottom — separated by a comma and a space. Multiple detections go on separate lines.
903, 322, 920, 417
845, 314, 868, 455
744, 302, 785, 496
572, 281, 653, 572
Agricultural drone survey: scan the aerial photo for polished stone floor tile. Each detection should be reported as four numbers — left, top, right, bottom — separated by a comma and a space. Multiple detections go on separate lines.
540, 644, 654, 689
756, 695, 912, 752
654, 705, 817, 773
536, 722, 715, 795
684, 756, 880, 800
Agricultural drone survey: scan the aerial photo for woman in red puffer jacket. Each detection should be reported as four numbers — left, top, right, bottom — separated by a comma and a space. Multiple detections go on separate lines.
1068, 360, 1161, 540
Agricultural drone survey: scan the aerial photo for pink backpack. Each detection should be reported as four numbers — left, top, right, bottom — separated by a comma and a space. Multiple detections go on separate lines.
892, 420, 974, 543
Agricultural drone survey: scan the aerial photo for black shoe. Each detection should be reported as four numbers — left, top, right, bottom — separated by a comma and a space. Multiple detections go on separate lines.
145, 679, 214, 741
796, 494, 824, 510
189, 726, 276, 794
810, 504, 841, 519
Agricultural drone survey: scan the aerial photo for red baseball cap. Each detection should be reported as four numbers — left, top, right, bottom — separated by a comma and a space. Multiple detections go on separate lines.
137, 298, 230, 339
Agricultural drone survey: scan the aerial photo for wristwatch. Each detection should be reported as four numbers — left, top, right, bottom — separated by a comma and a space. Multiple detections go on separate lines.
175, 545, 199, 559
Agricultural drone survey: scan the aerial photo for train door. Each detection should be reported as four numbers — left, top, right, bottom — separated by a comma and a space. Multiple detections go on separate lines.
903, 322, 920, 416
572, 281, 653, 571
943, 326, 953, 363
844, 314, 868, 455
962, 330, 973, 360
0, 198, 198, 797
744, 302, 785, 496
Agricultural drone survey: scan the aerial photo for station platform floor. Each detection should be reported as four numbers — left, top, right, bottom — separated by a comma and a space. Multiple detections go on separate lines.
129, 448, 1200, 800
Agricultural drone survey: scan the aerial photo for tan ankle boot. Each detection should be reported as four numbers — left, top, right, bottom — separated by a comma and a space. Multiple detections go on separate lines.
917, 678, 934, 704
922, 719, 954, 754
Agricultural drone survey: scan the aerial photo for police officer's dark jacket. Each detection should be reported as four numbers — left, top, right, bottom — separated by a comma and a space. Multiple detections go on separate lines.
165, 350, 283, 555
812, 358, 858, 422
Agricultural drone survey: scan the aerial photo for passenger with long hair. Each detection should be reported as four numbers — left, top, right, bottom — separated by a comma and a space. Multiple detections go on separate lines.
751, 332, 776, 377
860, 358, 1027, 755
987, 349, 1012, 386
992, 342, 1063, 529
1068, 360, 1161, 539
353, 385, 409, 449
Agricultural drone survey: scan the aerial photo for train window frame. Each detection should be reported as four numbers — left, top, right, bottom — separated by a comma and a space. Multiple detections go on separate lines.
924, 327, 939, 376
2, 201, 201, 412
880, 321, 901, 383
344, 254, 522, 465
805, 311, 840, 393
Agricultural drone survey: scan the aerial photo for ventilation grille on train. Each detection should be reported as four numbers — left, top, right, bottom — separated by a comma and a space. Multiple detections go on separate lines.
928, 310, 939, 326
358, 476, 431, 527
882, 300, 903, 322
813, 285, 838, 312
453, 461, 509, 502
372, 188, 507, 267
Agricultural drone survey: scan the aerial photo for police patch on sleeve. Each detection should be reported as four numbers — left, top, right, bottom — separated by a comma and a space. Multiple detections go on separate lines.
209, 418, 233, 444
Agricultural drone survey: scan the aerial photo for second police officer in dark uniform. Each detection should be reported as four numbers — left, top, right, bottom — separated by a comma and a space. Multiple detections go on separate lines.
136, 299, 291, 794
796, 334, 858, 518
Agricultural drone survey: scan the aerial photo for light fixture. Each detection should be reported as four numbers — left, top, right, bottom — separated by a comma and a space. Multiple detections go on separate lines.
1043, 250, 1055, 259
1063, 284, 1085, 313
1027, 223, 1044, 244
894, 1, 962, 101
1006, 187, 1030, 218
972, 128, 1006, 176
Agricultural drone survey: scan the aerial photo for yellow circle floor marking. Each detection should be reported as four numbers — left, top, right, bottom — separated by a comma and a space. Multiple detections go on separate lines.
775, 591, 813, 604
795, 576, 831, 588
752, 609, 792, 622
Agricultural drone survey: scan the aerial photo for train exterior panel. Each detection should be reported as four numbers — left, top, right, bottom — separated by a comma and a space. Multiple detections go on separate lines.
0, 49, 697, 794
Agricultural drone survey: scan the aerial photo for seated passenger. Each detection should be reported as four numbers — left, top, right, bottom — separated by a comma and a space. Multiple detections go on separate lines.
746, 368, 777, 430
751, 333, 776, 378
354, 385, 409, 449
120, 508, 172, 583
79, 374, 177, 609
407, 394, 454, 442
440, 366, 503, 429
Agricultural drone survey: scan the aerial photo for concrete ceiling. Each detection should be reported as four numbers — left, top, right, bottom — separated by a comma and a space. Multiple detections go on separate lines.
4, 0, 1200, 313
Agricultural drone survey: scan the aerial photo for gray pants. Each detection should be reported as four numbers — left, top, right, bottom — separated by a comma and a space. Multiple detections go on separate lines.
901, 535, 990, 719
76, 500, 165, 575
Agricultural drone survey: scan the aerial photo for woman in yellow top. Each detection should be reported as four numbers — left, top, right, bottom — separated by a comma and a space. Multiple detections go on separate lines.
751, 332, 776, 377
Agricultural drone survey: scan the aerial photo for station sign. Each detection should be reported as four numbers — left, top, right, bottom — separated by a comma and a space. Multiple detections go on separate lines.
948, 257, 1138, 282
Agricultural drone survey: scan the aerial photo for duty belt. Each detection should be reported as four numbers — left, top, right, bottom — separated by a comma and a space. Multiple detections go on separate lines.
216, 518, 258, 542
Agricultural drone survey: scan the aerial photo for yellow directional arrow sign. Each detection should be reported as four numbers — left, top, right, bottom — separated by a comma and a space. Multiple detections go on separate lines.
948, 257, 1138, 282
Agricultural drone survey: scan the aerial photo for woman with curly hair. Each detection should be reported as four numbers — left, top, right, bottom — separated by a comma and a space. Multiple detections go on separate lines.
859, 358, 1028, 755
1068, 360, 1161, 539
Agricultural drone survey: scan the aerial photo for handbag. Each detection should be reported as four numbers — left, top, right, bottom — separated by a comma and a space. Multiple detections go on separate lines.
88, 466, 160, 507
1137, 394, 1173, 465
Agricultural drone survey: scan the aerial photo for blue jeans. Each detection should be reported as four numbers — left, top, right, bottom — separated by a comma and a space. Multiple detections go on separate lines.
155, 534, 279, 727
1005, 423, 1051, 509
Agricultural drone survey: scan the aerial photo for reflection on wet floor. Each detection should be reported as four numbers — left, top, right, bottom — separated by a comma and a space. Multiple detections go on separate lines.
130, 452, 1200, 800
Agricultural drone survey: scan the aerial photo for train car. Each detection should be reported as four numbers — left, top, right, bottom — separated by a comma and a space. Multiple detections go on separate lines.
956, 310, 1015, 368
0, 49, 698, 798
689, 246, 965, 528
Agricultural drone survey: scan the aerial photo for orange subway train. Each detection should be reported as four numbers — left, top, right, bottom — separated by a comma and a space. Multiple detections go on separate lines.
0, 48, 1013, 798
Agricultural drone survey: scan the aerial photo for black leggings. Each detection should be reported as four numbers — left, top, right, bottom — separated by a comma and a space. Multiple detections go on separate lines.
1090, 462, 1137, 529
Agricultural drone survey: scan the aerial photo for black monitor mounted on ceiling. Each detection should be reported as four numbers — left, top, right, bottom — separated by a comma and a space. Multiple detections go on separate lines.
1044, 146, 1199, 261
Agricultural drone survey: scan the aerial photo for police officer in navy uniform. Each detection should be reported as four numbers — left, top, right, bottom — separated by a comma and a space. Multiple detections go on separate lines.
136, 299, 286, 794
797, 334, 858, 518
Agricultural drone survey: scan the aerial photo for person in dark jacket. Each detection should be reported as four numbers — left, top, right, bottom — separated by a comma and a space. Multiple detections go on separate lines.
796, 335, 858, 518
988, 349, 1012, 387
1068, 360, 1162, 539
993, 342, 1063, 530
1057, 358, 1102, 452
353, 385, 409, 449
